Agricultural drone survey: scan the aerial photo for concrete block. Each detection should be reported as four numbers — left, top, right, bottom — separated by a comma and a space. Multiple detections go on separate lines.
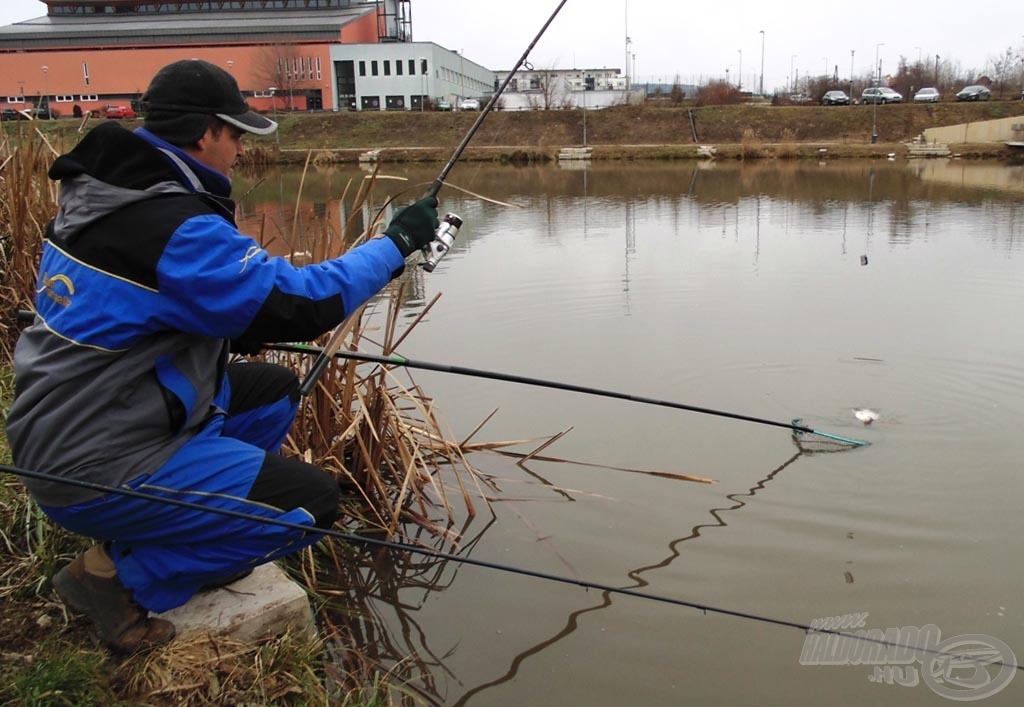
156, 563, 315, 643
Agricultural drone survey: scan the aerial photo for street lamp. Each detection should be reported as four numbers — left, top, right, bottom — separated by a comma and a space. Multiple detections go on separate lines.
268, 87, 280, 146
625, 35, 632, 90
790, 54, 797, 92
41, 65, 50, 119
850, 50, 855, 104
759, 30, 765, 96
419, 57, 427, 111
872, 43, 884, 144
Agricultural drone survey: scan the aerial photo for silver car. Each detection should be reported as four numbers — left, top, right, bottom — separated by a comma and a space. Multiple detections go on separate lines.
861, 87, 903, 104
913, 87, 940, 103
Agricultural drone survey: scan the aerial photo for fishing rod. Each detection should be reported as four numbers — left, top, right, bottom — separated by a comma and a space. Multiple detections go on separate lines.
1, 462, 1013, 672
426, 0, 569, 198
274, 342, 870, 447
9, 311, 866, 446
298, 0, 571, 397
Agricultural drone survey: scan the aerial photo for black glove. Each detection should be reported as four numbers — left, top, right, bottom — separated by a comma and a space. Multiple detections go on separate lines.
385, 196, 440, 258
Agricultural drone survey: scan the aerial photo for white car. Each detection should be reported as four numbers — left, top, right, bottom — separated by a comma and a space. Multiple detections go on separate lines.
458, 98, 481, 111
913, 87, 940, 103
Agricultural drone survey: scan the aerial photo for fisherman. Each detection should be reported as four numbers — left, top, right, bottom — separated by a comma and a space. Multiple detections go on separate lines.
5, 59, 440, 653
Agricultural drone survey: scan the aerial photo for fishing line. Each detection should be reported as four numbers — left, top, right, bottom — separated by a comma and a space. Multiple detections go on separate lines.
2, 462, 1013, 672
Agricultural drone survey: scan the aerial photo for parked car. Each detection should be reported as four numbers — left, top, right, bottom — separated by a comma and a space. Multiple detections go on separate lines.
458, 98, 481, 111
1, 108, 28, 121
861, 87, 903, 104
913, 87, 941, 103
821, 90, 850, 105
955, 85, 991, 102
16, 107, 52, 120
105, 104, 137, 119
436, 100, 452, 112
788, 93, 813, 104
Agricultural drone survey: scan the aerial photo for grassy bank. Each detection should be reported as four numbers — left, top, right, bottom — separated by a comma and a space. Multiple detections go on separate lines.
8, 100, 1024, 165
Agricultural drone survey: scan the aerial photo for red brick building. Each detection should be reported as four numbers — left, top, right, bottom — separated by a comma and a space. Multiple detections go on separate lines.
0, 0, 429, 116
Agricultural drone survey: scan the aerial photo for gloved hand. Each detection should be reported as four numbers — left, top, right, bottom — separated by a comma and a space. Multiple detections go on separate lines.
385, 196, 440, 258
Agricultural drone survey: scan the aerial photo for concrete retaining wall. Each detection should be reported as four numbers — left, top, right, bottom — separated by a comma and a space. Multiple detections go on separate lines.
923, 115, 1024, 144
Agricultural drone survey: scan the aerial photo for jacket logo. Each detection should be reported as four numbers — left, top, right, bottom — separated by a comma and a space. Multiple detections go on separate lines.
239, 246, 263, 273
38, 273, 75, 307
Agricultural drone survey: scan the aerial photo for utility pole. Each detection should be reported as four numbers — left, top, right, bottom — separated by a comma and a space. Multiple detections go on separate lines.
624, 0, 630, 91
738, 49, 742, 90
759, 30, 765, 96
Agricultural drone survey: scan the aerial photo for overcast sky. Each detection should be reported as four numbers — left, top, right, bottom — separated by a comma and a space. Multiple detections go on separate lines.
2, 0, 1022, 90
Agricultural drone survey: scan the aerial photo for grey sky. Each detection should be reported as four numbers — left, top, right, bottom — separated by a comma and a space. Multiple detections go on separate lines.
2, 0, 1022, 91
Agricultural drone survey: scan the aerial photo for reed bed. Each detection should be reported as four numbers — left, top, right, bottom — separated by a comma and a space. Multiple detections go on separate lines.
0, 131, 520, 703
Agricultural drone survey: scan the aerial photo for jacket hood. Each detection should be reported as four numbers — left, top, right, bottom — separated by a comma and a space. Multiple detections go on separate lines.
48, 122, 233, 242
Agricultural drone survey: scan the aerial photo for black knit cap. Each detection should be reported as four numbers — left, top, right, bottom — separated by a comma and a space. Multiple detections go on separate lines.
142, 59, 277, 146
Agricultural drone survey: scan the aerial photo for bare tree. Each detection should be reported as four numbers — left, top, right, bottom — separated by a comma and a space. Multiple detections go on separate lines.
251, 42, 312, 110
988, 46, 1018, 99
670, 73, 686, 104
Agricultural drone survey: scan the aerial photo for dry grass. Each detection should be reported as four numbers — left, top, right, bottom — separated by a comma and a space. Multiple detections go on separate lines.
740, 127, 765, 160
0, 124, 57, 359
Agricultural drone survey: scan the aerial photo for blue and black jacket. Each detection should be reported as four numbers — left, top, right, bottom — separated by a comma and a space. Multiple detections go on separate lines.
6, 122, 405, 506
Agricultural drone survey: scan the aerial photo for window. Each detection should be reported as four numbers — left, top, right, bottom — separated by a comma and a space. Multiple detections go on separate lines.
82, 62, 90, 87
383, 60, 390, 76
7, 96, 25, 103
359, 60, 366, 77
409, 59, 416, 75
79, 94, 98, 101
371, 60, 379, 77
396, 60, 403, 76
420, 58, 427, 75
315, 56, 322, 80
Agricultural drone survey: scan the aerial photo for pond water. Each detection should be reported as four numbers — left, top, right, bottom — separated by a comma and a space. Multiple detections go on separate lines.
237, 158, 1024, 705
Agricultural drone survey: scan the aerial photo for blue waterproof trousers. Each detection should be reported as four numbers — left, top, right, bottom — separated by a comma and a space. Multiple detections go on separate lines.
42, 363, 340, 612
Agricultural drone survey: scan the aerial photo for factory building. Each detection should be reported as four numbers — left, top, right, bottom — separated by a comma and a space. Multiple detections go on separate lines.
0, 0, 494, 116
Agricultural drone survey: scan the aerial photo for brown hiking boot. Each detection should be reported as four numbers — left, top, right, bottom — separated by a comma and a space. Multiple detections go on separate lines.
52, 545, 175, 654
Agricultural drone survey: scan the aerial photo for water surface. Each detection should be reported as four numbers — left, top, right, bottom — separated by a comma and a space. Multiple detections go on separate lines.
237, 159, 1024, 705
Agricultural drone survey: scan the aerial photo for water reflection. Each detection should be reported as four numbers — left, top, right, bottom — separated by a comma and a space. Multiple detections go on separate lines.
234, 160, 1024, 270
317, 516, 496, 706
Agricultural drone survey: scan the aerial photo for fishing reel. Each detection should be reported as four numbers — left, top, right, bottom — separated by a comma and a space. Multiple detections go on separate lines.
420, 212, 462, 272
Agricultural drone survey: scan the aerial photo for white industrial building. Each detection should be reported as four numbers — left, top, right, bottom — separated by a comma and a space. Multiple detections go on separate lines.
494, 67, 643, 110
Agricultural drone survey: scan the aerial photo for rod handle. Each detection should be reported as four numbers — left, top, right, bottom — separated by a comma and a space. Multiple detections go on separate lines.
298, 354, 331, 397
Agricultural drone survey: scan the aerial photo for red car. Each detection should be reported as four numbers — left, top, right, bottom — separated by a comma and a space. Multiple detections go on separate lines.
105, 105, 137, 119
